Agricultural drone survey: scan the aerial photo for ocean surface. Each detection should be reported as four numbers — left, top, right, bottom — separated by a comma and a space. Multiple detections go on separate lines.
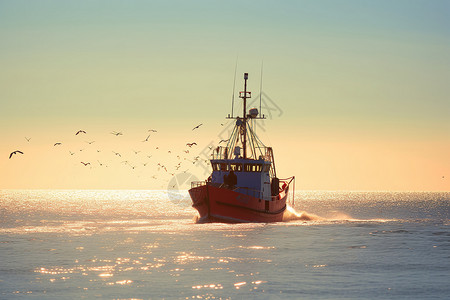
0, 190, 449, 299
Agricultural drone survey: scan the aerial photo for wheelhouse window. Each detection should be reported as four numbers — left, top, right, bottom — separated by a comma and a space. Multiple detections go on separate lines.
220, 163, 228, 171
244, 164, 263, 172
230, 163, 243, 172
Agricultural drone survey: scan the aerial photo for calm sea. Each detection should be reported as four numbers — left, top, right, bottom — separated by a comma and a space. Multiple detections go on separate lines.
0, 190, 449, 299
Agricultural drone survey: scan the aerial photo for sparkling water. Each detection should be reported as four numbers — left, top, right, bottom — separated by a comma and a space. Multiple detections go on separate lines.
1, 190, 449, 299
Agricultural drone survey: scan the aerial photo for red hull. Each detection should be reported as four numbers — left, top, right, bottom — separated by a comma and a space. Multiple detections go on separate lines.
189, 183, 287, 223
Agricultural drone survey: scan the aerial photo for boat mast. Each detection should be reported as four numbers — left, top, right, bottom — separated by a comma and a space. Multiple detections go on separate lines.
241, 73, 249, 159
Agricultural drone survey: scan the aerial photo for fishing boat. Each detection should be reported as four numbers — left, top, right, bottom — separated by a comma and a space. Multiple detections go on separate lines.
189, 73, 295, 223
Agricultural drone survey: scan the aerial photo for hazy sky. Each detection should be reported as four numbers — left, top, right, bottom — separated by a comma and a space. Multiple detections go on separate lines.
1, 0, 449, 191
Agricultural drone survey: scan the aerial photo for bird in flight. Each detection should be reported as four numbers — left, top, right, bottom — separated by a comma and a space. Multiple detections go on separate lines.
192, 123, 203, 130
76, 130, 86, 135
142, 135, 151, 142
148, 129, 157, 132
186, 142, 197, 147
25, 137, 31, 142
69, 151, 75, 155
9, 150, 24, 159
81, 162, 90, 166
111, 131, 123, 136
54, 142, 62, 146
86, 141, 95, 145
112, 151, 121, 157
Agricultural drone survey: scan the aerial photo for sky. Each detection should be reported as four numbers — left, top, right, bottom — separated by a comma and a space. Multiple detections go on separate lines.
1, 0, 449, 191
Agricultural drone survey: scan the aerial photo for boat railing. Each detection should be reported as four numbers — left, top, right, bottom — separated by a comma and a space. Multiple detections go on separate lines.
212, 146, 230, 160
212, 146, 273, 161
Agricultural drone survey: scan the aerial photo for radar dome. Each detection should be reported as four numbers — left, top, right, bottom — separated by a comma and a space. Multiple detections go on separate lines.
249, 108, 258, 118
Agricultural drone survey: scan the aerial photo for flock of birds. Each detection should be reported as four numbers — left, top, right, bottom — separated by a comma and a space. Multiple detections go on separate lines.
8, 123, 214, 183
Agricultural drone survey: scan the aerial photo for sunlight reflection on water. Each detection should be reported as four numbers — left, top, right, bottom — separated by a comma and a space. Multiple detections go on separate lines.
1, 190, 449, 299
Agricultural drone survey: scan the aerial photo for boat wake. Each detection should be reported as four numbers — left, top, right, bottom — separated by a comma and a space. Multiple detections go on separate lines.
282, 205, 324, 222
282, 205, 394, 223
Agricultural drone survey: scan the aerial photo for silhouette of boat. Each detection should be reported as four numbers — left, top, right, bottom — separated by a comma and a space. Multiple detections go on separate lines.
189, 73, 295, 223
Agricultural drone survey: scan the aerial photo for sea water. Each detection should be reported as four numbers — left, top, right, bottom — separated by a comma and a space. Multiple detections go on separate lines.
0, 190, 449, 299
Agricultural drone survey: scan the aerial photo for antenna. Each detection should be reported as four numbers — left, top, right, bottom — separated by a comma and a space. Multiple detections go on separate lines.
259, 60, 263, 116
231, 56, 238, 118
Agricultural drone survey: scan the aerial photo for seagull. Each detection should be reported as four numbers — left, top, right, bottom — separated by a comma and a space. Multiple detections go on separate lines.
186, 142, 197, 147
112, 151, 121, 157
184, 150, 189, 153
111, 131, 123, 136
86, 141, 95, 145
192, 123, 203, 131
54, 143, 62, 146
76, 130, 86, 135
132, 150, 141, 154
69, 151, 75, 155
25, 137, 31, 142
148, 129, 157, 132
9, 150, 24, 159
142, 135, 151, 142
81, 162, 90, 166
